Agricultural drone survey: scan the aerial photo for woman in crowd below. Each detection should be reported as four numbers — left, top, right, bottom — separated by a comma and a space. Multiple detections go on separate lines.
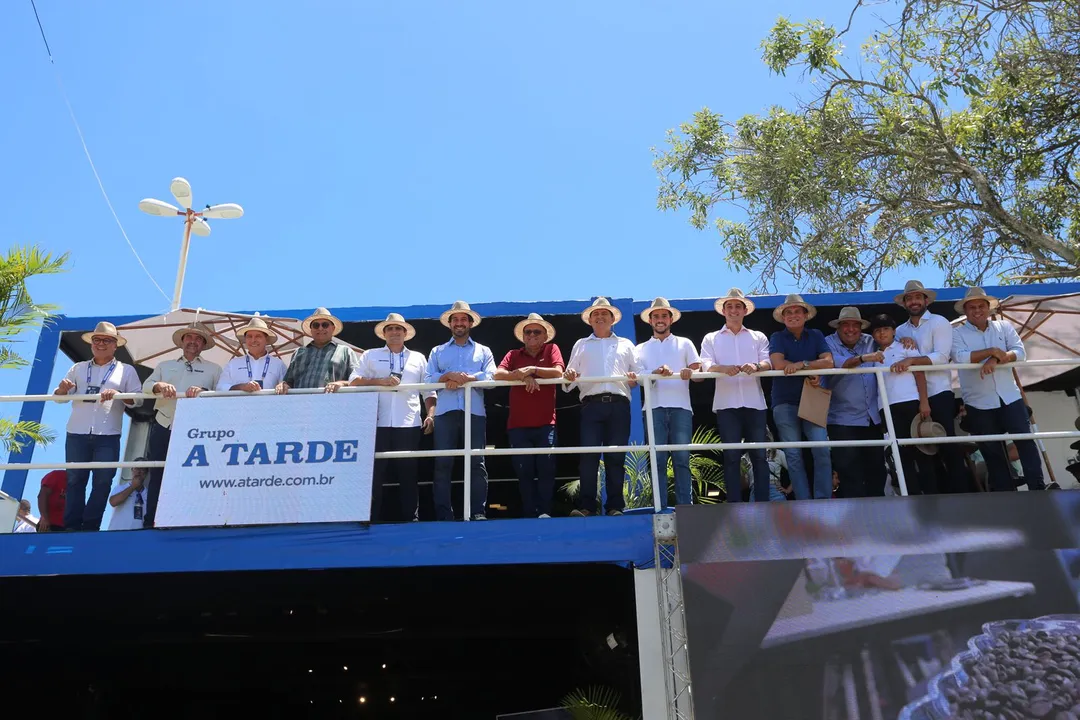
867, 314, 933, 495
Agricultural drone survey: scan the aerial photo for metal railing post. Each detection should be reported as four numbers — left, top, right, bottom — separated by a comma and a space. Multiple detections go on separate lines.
641, 378, 664, 512
463, 384, 473, 521
874, 370, 909, 496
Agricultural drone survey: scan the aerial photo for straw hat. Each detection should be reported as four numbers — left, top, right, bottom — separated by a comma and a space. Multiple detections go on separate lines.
171, 321, 216, 350
81, 321, 127, 347
772, 294, 817, 323
236, 316, 279, 346
954, 287, 1001, 315
374, 313, 416, 342
911, 416, 948, 456
581, 297, 622, 325
714, 288, 755, 315
640, 297, 681, 324
302, 307, 343, 336
439, 301, 482, 328
514, 313, 556, 343
829, 306, 870, 330
894, 280, 938, 306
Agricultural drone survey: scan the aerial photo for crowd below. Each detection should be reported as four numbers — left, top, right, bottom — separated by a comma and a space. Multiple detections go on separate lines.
8, 280, 1074, 533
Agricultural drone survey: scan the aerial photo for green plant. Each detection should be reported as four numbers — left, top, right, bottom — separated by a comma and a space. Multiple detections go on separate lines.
0, 245, 67, 452
561, 686, 638, 720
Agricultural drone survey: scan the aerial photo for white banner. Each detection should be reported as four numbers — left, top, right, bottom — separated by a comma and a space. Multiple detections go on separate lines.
155, 393, 378, 528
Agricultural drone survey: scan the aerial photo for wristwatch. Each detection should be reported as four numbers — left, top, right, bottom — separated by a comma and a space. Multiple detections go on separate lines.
802, 360, 810, 370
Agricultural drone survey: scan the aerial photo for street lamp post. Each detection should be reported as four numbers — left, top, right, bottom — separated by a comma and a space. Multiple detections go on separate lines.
138, 177, 244, 310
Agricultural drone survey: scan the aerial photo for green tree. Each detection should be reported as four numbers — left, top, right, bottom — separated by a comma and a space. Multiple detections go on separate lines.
655, 0, 1080, 291
0, 246, 68, 452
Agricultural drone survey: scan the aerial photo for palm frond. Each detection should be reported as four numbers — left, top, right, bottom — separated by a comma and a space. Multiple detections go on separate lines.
0, 345, 29, 370
0, 419, 57, 453
561, 686, 635, 720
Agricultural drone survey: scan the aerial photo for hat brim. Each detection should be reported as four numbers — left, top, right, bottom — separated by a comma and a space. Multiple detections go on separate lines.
237, 327, 280, 346
828, 317, 870, 329
911, 416, 945, 456
374, 320, 417, 342
955, 295, 1001, 316
514, 318, 556, 343
581, 304, 623, 325
714, 297, 755, 315
1069, 439, 1080, 451
439, 309, 481, 329
772, 302, 817, 323
170, 327, 216, 350
302, 314, 344, 336
640, 305, 682, 324
81, 330, 127, 348
894, 287, 938, 306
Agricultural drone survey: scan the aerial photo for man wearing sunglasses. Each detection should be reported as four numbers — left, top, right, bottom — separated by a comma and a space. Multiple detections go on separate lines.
276, 307, 360, 394
494, 313, 565, 518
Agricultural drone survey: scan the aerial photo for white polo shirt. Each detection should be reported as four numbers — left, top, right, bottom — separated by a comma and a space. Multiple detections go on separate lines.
216, 353, 288, 392
895, 311, 954, 397
350, 347, 434, 428
699, 325, 770, 411
107, 481, 147, 531
62, 360, 144, 436
564, 334, 642, 400
143, 356, 223, 428
634, 335, 701, 411
875, 344, 923, 407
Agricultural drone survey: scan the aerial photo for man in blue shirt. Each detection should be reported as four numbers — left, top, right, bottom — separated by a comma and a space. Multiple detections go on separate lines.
768, 294, 834, 500
820, 307, 886, 497
426, 301, 496, 521
952, 287, 1043, 492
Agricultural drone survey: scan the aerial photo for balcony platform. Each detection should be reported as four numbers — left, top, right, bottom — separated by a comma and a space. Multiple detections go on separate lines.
0, 513, 658, 578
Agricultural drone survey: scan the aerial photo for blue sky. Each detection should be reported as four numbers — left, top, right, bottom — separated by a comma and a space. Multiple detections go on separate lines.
2, 1, 925, 487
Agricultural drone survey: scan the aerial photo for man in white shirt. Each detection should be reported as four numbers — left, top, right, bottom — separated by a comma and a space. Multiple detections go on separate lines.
52, 321, 143, 531
698, 288, 773, 502
348, 313, 435, 521
142, 322, 222, 528
893, 280, 970, 493
216, 317, 287, 393
107, 459, 149, 531
564, 297, 641, 517
14, 499, 37, 533
635, 298, 701, 506
951, 287, 1044, 491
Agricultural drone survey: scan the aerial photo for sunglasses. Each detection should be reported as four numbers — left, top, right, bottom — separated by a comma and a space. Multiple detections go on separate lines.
91, 337, 117, 345
310, 321, 334, 330
523, 329, 545, 336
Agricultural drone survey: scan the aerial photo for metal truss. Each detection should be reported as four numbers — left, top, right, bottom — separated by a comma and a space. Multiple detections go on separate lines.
653, 514, 694, 720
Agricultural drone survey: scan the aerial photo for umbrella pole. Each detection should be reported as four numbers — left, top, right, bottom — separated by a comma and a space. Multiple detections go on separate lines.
172, 215, 194, 311
1012, 367, 1059, 486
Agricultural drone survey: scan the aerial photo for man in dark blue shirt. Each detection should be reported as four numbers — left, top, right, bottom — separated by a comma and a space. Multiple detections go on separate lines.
768, 294, 834, 500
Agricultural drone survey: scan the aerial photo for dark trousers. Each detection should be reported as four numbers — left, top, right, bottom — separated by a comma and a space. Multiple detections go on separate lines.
965, 398, 1044, 491
508, 425, 556, 517
715, 408, 770, 502
372, 426, 423, 521
828, 423, 886, 498
918, 390, 970, 493
432, 411, 488, 520
579, 397, 630, 514
144, 420, 171, 528
889, 400, 931, 495
63, 432, 121, 531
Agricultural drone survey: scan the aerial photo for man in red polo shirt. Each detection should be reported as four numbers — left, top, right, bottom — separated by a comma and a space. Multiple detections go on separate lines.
36, 469, 67, 532
495, 313, 565, 518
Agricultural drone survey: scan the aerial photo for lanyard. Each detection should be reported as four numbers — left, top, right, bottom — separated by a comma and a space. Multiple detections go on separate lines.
388, 349, 406, 375
245, 354, 272, 381
134, 489, 144, 505
86, 361, 117, 389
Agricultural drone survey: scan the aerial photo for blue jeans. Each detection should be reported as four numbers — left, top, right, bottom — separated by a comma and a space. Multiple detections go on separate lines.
432, 411, 488, 520
579, 397, 631, 514
750, 482, 787, 502
647, 407, 693, 506
965, 398, 1044, 491
715, 408, 771, 502
64, 432, 121, 531
509, 425, 557, 517
772, 403, 833, 500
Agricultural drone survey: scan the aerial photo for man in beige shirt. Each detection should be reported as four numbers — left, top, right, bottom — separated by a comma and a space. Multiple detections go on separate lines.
141, 322, 222, 527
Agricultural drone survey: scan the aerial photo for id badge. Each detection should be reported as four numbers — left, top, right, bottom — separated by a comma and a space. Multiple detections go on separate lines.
83, 384, 101, 403
254, 380, 264, 389
134, 497, 144, 521
390, 372, 403, 380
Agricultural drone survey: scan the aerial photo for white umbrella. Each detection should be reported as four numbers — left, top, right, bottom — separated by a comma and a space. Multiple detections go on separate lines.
992, 292, 1080, 386
115, 308, 363, 370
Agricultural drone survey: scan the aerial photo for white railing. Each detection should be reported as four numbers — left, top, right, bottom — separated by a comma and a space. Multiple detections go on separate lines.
2, 358, 1079, 518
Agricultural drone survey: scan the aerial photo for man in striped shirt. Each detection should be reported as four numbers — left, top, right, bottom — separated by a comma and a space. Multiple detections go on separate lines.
276, 307, 361, 393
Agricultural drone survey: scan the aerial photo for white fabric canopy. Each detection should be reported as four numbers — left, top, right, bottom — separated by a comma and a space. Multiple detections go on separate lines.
115, 308, 363, 371
953, 292, 1080, 386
